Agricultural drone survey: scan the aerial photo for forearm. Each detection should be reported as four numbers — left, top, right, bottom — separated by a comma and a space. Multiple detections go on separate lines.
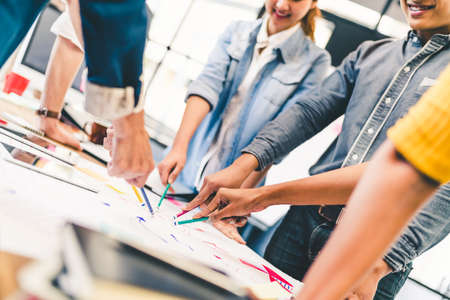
297, 141, 438, 300
384, 185, 450, 272
171, 96, 210, 151
113, 110, 146, 137
258, 163, 366, 207
240, 164, 272, 189
41, 36, 84, 111
230, 153, 260, 180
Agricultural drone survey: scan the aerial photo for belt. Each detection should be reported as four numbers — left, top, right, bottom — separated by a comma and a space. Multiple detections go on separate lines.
318, 205, 346, 224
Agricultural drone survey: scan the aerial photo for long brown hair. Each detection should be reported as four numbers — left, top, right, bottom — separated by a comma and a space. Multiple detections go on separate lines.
301, 1, 321, 42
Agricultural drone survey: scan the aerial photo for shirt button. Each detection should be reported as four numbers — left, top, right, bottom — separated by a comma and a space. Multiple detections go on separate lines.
367, 128, 374, 134
385, 97, 392, 104
352, 154, 358, 160
403, 66, 411, 72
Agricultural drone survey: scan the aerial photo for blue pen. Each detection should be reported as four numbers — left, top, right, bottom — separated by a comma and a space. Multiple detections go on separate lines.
140, 187, 154, 216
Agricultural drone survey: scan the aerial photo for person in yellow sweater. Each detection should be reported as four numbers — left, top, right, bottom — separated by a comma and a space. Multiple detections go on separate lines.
296, 64, 450, 300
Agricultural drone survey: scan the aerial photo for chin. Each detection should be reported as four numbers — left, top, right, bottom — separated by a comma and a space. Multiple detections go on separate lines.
407, 19, 431, 30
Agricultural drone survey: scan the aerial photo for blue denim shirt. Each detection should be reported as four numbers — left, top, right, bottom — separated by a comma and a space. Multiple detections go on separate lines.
243, 32, 450, 272
176, 19, 331, 191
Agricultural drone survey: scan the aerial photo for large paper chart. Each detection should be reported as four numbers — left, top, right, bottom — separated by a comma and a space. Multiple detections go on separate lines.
96, 184, 300, 293
0, 148, 301, 295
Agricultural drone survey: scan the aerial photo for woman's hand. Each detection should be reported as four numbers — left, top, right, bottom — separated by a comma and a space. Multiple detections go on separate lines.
158, 148, 187, 185
197, 187, 269, 220
212, 217, 248, 244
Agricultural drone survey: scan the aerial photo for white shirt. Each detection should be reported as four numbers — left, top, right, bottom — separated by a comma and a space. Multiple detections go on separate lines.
50, 10, 84, 51
194, 18, 300, 190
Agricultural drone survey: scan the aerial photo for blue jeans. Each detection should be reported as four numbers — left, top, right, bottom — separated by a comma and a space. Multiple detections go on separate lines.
264, 206, 413, 299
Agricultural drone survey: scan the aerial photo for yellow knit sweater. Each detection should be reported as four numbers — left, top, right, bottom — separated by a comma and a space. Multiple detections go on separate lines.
388, 64, 450, 184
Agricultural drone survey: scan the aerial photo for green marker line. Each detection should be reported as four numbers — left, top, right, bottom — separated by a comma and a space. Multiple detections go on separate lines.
158, 183, 171, 208
176, 217, 209, 225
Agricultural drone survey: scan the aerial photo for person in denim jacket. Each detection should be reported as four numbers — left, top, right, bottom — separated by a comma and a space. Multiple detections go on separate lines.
158, 1, 330, 202
187, 0, 450, 299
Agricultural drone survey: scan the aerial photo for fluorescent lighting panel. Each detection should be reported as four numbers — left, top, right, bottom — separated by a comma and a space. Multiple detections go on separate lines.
318, 0, 380, 29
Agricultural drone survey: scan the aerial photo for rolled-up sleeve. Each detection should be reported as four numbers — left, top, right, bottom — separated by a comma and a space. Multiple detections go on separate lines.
384, 66, 450, 271
50, 11, 83, 51
185, 22, 238, 110
79, 0, 147, 121
384, 184, 450, 272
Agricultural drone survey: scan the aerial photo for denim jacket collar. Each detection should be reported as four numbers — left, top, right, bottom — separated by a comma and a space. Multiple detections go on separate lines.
247, 19, 264, 44
275, 26, 309, 64
247, 19, 309, 64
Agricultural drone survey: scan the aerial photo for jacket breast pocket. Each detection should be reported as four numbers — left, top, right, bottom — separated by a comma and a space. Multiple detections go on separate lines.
263, 63, 311, 106
263, 73, 305, 107
225, 42, 246, 82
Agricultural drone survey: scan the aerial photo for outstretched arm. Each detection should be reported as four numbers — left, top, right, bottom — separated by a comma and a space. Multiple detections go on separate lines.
297, 64, 450, 300
40, 0, 84, 149
158, 96, 210, 185
205, 163, 366, 219
40, 34, 84, 148
297, 141, 438, 300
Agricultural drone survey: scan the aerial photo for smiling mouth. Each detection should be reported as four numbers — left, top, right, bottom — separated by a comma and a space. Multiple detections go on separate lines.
273, 8, 291, 18
407, 3, 436, 11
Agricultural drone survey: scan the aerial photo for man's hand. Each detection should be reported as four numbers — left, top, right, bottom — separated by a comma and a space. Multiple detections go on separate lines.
158, 148, 187, 185
185, 154, 259, 215
103, 127, 114, 156
40, 117, 82, 150
212, 217, 247, 244
205, 187, 269, 220
107, 111, 154, 187
345, 259, 392, 300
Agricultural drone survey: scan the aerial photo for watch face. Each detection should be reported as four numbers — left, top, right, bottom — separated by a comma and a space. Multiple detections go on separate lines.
37, 108, 59, 119
37, 108, 47, 116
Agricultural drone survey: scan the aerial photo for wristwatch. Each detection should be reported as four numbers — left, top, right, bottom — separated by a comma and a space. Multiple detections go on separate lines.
36, 108, 61, 120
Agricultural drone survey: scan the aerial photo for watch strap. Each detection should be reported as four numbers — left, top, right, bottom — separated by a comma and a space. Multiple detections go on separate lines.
36, 108, 61, 119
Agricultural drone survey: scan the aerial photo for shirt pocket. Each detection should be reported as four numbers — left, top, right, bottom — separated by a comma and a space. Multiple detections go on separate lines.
263, 65, 310, 107
414, 77, 437, 98
225, 42, 246, 82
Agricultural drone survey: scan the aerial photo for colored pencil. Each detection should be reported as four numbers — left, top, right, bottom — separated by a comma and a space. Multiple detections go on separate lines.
140, 187, 154, 216
158, 183, 171, 208
131, 185, 144, 204
176, 210, 190, 218
174, 217, 208, 226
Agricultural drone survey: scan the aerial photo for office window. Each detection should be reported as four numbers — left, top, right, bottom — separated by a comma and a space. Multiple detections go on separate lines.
318, 0, 380, 29
171, 0, 259, 63
143, 0, 262, 137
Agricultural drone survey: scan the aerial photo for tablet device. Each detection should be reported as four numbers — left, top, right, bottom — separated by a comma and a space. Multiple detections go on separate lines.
0, 140, 98, 193
64, 223, 248, 300
0, 125, 78, 165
